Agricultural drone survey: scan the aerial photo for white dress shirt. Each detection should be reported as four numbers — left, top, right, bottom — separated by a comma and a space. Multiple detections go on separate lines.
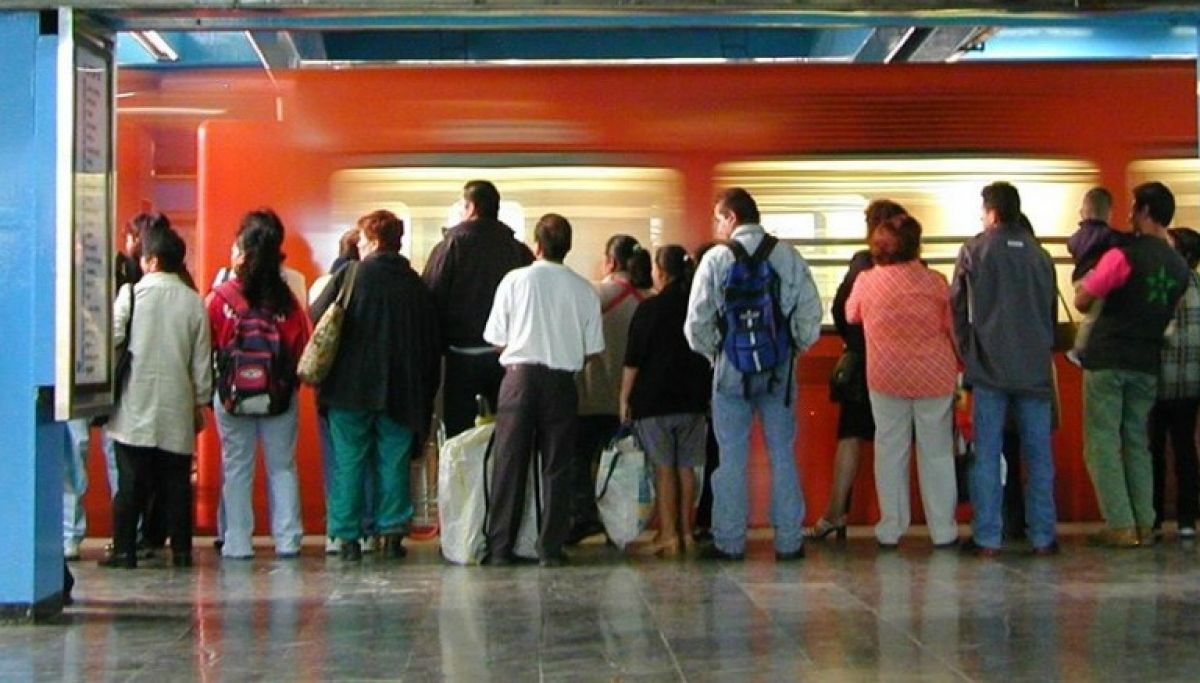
484, 260, 604, 372
107, 272, 213, 455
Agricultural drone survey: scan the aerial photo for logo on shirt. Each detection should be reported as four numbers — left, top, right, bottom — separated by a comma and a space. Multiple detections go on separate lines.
1147, 266, 1180, 306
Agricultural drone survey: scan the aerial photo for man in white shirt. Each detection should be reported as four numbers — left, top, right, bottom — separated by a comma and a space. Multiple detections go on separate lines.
483, 213, 604, 566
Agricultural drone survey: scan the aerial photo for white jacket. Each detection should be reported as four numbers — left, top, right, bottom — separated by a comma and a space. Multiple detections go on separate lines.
106, 272, 212, 455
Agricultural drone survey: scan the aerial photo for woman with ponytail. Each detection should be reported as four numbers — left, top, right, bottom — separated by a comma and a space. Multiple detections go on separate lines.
206, 209, 311, 559
620, 245, 712, 556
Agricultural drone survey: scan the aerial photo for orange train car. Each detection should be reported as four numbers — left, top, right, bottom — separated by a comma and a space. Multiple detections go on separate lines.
84, 60, 1196, 537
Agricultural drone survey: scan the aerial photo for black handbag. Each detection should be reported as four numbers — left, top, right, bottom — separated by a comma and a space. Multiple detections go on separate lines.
829, 348, 866, 404
112, 285, 136, 403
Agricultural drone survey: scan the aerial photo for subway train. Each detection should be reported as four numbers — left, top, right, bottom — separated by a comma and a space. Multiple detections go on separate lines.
90, 59, 1198, 536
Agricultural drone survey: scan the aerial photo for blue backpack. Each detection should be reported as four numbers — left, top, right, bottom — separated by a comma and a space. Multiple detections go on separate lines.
720, 235, 794, 399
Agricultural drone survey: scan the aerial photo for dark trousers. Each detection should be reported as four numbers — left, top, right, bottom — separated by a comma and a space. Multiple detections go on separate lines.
1002, 428, 1025, 540
571, 415, 621, 528
443, 350, 505, 439
487, 365, 577, 559
112, 442, 193, 557
1150, 397, 1200, 529
695, 417, 720, 531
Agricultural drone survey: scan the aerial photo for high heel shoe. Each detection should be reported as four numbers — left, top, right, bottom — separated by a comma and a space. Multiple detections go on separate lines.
805, 518, 847, 541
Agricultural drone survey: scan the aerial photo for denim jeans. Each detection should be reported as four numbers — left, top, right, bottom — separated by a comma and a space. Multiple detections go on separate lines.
969, 384, 1056, 549
62, 418, 90, 546
319, 412, 377, 537
214, 396, 304, 557
710, 363, 804, 555
327, 409, 414, 541
1083, 369, 1158, 530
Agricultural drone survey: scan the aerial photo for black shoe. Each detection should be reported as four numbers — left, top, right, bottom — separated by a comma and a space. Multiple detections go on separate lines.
382, 535, 408, 559
698, 544, 744, 561
692, 529, 713, 543
97, 553, 136, 569
340, 540, 362, 562
172, 552, 193, 568
539, 553, 569, 568
1029, 541, 1060, 556
775, 546, 806, 561
564, 520, 605, 546
960, 538, 1001, 557
482, 552, 514, 567
213, 538, 224, 550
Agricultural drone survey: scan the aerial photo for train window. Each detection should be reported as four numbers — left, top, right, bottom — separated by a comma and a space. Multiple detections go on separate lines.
716, 157, 1100, 324
328, 165, 683, 280
1128, 159, 1200, 228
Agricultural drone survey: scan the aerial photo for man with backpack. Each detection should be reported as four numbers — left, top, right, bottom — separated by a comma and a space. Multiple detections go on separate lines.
685, 188, 823, 561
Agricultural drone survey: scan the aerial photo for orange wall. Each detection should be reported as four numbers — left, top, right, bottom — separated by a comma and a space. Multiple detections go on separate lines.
89, 61, 1195, 536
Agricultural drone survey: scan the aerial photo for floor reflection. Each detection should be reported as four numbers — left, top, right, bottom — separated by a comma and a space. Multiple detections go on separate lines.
5, 533, 1200, 681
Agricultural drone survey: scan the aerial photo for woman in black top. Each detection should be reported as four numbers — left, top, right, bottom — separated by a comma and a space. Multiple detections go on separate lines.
807, 200, 906, 541
620, 245, 712, 556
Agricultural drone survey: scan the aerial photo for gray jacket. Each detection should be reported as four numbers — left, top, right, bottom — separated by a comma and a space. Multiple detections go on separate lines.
949, 223, 1056, 397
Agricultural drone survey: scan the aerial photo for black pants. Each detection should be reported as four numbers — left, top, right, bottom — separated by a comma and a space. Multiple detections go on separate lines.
443, 350, 505, 439
570, 415, 621, 528
112, 442, 193, 557
1002, 428, 1025, 539
487, 365, 577, 559
1150, 397, 1200, 529
695, 417, 720, 531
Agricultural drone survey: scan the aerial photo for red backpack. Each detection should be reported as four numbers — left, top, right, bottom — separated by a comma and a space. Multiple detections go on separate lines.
214, 281, 294, 416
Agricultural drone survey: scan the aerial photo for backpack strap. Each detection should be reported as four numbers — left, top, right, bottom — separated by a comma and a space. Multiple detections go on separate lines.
602, 280, 646, 314
214, 280, 251, 317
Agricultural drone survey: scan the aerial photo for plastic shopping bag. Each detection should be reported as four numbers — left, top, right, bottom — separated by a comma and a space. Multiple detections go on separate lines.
438, 422, 541, 565
595, 428, 655, 550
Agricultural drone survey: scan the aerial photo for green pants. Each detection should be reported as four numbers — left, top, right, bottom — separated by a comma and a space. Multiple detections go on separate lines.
1083, 369, 1158, 529
327, 409, 414, 541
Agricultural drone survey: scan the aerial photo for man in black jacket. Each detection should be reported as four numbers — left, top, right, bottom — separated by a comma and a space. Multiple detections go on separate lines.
423, 180, 534, 437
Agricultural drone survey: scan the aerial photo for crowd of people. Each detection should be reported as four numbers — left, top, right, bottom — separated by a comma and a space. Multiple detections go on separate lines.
60, 176, 1200, 569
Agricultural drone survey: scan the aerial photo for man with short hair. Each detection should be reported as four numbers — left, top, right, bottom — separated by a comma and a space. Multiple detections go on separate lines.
483, 214, 603, 566
684, 188, 822, 561
950, 181, 1058, 556
1076, 181, 1190, 547
424, 180, 534, 437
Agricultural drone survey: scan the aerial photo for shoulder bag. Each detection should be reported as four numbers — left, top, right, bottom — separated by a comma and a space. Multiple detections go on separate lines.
297, 262, 359, 385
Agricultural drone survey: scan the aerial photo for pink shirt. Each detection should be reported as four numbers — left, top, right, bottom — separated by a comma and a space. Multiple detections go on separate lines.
845, 260, 958, 398
1081, 247, 1132, 298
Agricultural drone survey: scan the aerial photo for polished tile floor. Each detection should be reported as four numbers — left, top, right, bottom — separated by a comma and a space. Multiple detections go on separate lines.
8, 529, 1200, 682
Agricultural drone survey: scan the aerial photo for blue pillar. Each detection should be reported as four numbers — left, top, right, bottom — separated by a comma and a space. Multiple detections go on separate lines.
0, 10, 67, 621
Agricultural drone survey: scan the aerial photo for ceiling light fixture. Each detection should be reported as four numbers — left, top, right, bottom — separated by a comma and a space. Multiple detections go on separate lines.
130, 31, 179, 63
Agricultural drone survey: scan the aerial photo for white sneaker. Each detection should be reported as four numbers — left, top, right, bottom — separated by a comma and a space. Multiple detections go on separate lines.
1180, 526, 1196, 540
63, 540, 81, 561
1065, 350, 1083, 368
362, 536, 378, 554
325, 537, 341, 555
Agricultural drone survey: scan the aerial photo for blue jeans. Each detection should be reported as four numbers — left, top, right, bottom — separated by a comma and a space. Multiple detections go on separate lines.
214, 397, 304, 556
62, 418, 90, 546
319, 412, 377, 537
969, 385, 1057, 549
710, 367, 804, 554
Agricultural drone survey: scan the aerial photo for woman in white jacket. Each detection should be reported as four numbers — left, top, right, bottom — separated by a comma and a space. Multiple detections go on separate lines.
101, 219, 212, 569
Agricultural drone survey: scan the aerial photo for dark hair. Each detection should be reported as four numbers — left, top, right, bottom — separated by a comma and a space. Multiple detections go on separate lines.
338, 228, 361, 260
236, 209, 294, 312
140, 221, 186, 275
1018, 212, 1035, 235
1134, 181, 1176, 227
655, 244, 693, 285
358, 210, 404, 252
715, 187, 761, 225
605, 234, 652, 288
981, 182, 1021, 224
464, 180, 500, 220
1170, 227, 1200, 270
535, 213, 572, 262
864, 199, 907, 237
125, 212, 169, 259
870, 216, 922, 266
1082, 186, 1113, 219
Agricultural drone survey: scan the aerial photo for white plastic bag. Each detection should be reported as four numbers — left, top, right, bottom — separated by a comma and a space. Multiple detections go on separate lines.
595, 429, 655, 550
437, 423, 541, 564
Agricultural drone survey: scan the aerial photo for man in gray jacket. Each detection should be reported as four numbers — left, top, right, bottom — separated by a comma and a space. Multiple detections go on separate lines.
949, 181, 1058, 556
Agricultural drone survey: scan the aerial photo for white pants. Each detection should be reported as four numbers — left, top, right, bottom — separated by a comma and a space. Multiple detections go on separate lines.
869, 391, 958, 545
214, 396, 304, 556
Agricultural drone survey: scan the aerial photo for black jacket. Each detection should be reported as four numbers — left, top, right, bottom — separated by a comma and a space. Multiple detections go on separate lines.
312, 252, 441, 440
831, 250, 873, 354
421, 217, 534, 348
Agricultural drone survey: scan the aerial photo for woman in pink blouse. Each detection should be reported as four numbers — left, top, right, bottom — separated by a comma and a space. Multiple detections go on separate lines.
845, 216, 959, 549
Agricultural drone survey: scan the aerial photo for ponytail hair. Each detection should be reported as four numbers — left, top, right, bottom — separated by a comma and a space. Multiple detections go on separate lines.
655, 244, 693, 287
235, 209, 294, 313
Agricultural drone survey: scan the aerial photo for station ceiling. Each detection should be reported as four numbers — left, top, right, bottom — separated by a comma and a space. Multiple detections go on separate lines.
48, 1, 1200, 65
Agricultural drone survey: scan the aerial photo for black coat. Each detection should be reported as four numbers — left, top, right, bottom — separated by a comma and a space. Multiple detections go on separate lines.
312, 252, 441, 440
